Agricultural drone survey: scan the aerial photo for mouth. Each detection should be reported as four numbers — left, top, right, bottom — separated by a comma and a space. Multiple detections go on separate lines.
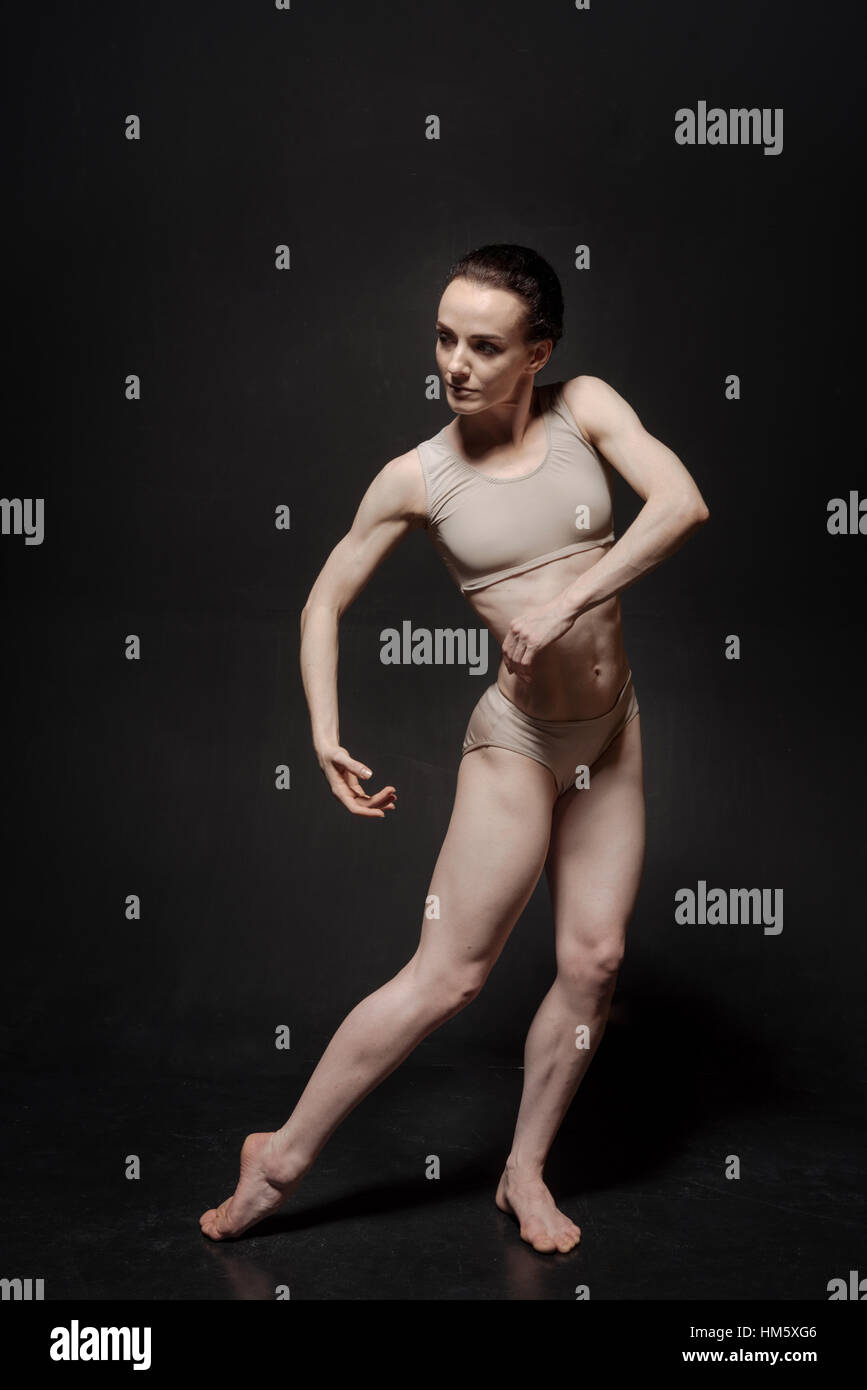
448, 384, 476, 394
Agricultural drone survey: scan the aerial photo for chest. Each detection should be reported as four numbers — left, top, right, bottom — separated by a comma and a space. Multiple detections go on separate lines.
431, 449, 614, 580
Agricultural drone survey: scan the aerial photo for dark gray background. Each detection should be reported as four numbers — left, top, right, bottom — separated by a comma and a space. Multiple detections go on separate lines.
2, 0, 863, 1111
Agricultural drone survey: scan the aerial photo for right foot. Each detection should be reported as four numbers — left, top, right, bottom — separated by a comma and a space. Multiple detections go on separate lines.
199, 1132, 304, 1241
495, 1166, 582, 1254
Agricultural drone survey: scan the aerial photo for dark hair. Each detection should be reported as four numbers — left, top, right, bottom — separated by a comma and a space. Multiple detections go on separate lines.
442, 243, 564, 351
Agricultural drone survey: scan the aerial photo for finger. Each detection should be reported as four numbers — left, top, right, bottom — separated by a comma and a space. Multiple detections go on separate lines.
333, 753, 374, 780
345, 774, 396, 806
331, 778, 397, 816
356, 784, 396, 809
327, 770, 376, 805
366, 785, 397, 804
332, 784, 387, 816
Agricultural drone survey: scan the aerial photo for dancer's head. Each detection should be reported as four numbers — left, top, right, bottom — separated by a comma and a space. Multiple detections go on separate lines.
435, 244, 563, 410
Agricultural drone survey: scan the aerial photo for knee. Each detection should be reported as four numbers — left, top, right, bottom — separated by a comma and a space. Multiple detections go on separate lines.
556, 935, 625, 994
424, 960, 491, 1019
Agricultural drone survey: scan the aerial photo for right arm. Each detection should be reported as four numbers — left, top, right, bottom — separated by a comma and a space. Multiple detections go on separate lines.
300, 448, 427, 817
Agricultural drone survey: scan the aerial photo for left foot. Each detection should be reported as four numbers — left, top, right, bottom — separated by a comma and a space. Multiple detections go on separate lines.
199, 1132, 302, 1241
495, 1166, 581, 1253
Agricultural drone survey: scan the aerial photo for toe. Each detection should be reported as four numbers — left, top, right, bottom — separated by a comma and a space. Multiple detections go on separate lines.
527, 1228, 557, 1253
203, 1201, 233, 1240
212, 1200, 232, 1236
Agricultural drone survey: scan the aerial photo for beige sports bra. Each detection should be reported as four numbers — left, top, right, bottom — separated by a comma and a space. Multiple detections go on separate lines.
415, 380, 615, 594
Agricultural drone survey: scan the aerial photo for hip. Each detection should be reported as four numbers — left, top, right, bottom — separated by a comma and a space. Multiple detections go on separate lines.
495, 645, 632, 721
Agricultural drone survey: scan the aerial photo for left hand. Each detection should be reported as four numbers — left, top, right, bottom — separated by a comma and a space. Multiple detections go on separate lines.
501, 603, 575, 684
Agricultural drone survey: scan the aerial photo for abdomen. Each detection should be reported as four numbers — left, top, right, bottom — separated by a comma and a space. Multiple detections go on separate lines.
467, 546, 629, 720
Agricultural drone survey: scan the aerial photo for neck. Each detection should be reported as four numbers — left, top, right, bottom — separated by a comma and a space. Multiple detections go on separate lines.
454, 378, 540, 455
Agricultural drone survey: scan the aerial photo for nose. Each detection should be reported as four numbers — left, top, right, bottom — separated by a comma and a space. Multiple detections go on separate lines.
440, 343, 466, 375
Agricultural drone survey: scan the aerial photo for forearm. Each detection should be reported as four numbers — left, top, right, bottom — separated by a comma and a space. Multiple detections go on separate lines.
552, 495, 709, 623
299, 602, 341, 749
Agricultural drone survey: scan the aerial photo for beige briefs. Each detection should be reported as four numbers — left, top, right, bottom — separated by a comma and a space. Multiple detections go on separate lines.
461, 669, 639, 797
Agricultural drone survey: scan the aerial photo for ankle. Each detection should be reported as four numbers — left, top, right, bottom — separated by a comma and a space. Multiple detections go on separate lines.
262, 1135, 313, 1186
504, 1155, 545, 1183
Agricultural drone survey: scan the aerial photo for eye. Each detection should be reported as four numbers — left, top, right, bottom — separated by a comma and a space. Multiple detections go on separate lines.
436, 332, 498, 355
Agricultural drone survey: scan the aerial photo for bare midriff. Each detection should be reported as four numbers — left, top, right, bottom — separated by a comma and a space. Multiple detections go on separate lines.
465, 543, 628, 721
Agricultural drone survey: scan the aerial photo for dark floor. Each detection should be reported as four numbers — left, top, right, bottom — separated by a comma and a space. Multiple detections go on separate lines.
2, 1047, 862, 1301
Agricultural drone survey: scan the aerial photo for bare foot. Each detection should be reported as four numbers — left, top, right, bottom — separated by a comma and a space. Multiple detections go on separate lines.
495, 1166, 582, 1254
199, 1132, 303, 1241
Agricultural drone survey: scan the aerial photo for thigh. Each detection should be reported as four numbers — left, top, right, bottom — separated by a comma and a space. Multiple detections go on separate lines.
414, 744, 556, 981
545, 714, 646, 960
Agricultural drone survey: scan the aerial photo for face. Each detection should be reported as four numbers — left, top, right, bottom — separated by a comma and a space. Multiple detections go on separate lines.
435, 277, 550, 410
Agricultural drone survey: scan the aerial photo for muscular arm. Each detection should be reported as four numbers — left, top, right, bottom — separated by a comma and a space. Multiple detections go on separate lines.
300, 448, 426, 816
502, 375, 710, 681
552, 375, 709, 622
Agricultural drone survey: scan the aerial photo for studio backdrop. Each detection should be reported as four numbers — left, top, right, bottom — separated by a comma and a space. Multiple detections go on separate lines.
2, 0, 863, 1302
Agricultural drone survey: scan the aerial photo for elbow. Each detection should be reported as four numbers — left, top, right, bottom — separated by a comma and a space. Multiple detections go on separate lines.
300, 597, 343, 630
682, 494, 710, 528
653, 490, 709, 530
299, 600, 319, 635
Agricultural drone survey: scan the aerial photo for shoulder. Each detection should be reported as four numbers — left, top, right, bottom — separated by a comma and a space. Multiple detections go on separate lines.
364, 447, 428, 527
558, 374, 642, 447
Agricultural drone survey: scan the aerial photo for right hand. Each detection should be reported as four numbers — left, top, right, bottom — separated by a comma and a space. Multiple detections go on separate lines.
316, 744, 397, 818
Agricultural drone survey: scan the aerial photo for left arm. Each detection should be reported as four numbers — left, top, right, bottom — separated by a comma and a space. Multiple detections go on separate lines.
502, 375, 710, 681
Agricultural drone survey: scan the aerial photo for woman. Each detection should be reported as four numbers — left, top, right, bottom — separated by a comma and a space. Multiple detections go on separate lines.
200, 244, 709, 1254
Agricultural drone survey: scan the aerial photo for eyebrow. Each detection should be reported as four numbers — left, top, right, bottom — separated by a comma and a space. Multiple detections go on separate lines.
435, 320, 507, 343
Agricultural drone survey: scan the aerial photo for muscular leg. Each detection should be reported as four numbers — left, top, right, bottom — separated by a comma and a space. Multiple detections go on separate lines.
200, 741, 556, 1239
496, 714, 645, 1252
